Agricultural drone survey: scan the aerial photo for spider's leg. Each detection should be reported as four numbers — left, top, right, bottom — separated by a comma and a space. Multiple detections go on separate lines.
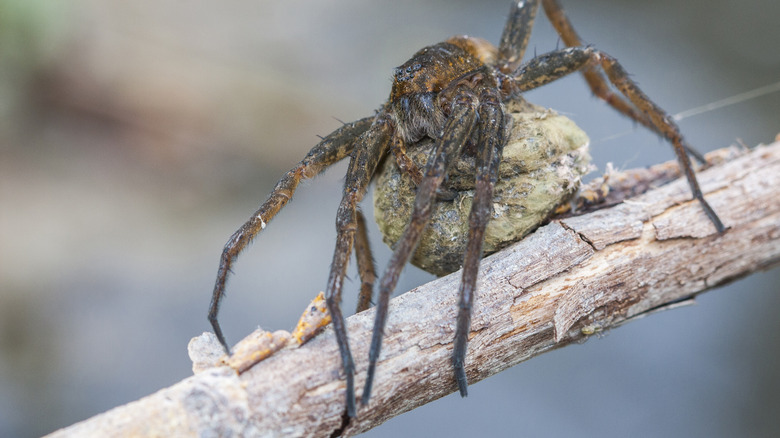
539, 0, 707, 163
354, 209, 376, 313
497, 0, 539, 73
208, 116, 373, 354
539, 0, 640, 124
362, 88, 480, 406
596, 52, 724, 230
513, 47, 725, 233
326, 115, 393, 418
452, 89, 507, 397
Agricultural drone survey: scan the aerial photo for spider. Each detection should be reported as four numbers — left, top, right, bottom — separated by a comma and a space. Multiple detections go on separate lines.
209, 0, 725, 418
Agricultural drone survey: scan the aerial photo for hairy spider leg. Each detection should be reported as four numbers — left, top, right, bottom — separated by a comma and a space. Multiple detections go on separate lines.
208, 116, 373, 354
449, 1, 544, 396
539, 0, 706, 163
326, 115, 393, 418
362, 87, 480, 406
512, 46, 725, 232
599, 56, 725, 231
515, 47, 726, 233
452, 89, 507, 397
354, 209, 377, 313
497, 0, 539, 73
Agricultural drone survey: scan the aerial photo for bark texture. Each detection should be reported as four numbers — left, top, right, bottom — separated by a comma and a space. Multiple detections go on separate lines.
46, 142, 780, 438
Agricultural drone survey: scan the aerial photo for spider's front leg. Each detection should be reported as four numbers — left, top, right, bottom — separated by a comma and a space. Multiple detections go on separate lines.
362, 87, 480, 406
209, 117, 373, 353
511, 46, 725, 233
326, 114, 393, 418
452, 89, 507, 396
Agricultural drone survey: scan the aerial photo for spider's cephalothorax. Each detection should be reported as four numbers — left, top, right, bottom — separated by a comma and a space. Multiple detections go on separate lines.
208, 0, 725, 419
389, 36, 504, 144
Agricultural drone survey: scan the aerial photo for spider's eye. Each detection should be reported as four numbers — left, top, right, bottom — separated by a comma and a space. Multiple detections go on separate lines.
395, 63, 424, 82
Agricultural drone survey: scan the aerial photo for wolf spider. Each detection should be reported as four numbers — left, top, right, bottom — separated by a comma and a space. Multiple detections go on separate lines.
209, 0, 725, 418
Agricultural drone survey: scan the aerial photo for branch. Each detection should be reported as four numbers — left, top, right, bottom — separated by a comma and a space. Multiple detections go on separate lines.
46, 142, 780, 438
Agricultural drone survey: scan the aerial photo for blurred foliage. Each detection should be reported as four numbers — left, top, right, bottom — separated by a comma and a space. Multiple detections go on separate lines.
0, 0, 72, 135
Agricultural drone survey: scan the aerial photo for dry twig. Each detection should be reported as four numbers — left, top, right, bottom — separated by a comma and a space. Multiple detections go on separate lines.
47, 142, 780, 438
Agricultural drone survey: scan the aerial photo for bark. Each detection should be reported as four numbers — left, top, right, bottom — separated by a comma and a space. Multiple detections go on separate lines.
46, 142, 780, 438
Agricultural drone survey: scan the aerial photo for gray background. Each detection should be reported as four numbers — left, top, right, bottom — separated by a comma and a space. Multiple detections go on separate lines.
1, 0, 778, 436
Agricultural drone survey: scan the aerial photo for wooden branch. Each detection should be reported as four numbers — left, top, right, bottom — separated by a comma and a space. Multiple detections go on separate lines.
47, 142, 780, 438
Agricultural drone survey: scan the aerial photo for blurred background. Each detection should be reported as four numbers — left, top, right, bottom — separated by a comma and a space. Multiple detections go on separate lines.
1, 0, 778, 436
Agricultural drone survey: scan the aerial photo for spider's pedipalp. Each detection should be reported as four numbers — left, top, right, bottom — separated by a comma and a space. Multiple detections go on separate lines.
325, 114, 393, 417
362, 88, 480, 406
209, 116, 373, 353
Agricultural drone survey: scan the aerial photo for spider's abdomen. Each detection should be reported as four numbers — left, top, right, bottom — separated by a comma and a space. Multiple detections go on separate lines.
389, 36, 498, 142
